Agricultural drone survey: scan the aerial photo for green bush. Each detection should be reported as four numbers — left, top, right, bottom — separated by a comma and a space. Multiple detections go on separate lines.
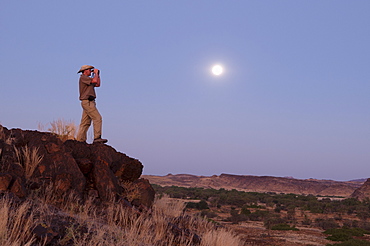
227, 208, 249, 223
263, 216, 287, 230
186, 200, 209, 210
326, 232, 353, 242
325, 227, 369, 237
316, 218, 340, 230
247, 210, 271, 221
271, 223, 299, 231
324, 228, 370, 242
244, 203, 265, 209
240, 206, 251, 215
302, 214, 311, 225
200, 210, 217, 218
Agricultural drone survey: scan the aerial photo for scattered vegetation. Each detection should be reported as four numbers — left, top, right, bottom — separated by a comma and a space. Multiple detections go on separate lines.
270, 223, 299, 231
324, 228, 370, 242
153, 184, 370, 234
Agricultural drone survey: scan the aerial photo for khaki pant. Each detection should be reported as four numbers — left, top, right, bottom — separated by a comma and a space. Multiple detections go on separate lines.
76, 100, 102, 141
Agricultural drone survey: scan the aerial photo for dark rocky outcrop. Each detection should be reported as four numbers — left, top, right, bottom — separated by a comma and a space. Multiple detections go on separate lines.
0, 125, 154, 207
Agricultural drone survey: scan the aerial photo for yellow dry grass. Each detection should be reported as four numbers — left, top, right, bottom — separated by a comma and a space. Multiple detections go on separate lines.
14, 145, 43, 180
0, 198, 36, 245
0, 192, 244, 246
38, 119, 77, 141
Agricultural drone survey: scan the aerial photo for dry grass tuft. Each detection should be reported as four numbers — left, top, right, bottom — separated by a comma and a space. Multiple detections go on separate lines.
121, 181, 142, 203
38, 119, 77, 141
0, 198, 36, 245
153, 194, 186, 218
201, 228, 243, 246
14, 146, 43, 180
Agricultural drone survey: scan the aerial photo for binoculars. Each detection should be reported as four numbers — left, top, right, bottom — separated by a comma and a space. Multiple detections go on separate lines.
91, 69, 100, 77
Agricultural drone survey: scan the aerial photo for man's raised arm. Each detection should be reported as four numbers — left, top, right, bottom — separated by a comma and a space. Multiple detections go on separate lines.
92, 68, 101, 87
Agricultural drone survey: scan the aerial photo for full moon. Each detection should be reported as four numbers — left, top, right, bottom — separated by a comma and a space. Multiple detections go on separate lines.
212, 65, 223, 76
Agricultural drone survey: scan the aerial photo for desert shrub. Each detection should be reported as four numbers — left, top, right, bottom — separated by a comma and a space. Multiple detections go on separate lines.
302, 214, 312, 225
306, 201, 325, 213
325, 231, 353, 242
226, 208, 249, 223
325, 228, 370, 237
240, 205, 251, 215
227, 213, 248, 224
186, 200, 209, 210
271, 223, 299, 231
324, 228, 370, 242
201, 210, 218, 219
243, 203, 265, 209
342, 198, 362, 207
286, 204, 296, 220
263, 216, 287, 229
358, 221, 370, 231
357, 209, 370, 220
197, 200, 209, 209
274, 204, 282, 213
334, 214, 343, 221
248, 210, 271, 221
315, 218, 340, 230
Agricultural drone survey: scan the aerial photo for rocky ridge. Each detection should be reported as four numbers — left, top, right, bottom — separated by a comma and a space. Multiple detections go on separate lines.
143, 173, 364, 197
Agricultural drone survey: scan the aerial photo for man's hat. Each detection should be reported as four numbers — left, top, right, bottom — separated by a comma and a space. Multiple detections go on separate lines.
77, 65, 94, 73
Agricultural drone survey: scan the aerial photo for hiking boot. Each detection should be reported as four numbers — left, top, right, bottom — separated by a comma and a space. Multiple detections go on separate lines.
93, 137, 108, 144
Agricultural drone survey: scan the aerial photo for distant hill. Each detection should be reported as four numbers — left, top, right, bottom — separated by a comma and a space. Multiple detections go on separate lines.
142, 173, 364, 197
349, 178, 368, 183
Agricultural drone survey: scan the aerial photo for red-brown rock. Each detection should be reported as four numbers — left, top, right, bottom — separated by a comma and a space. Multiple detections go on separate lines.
10, 177, 27, 198
92, 156, 122, 200
132, 178, 156, 207
0, 173, 12, 190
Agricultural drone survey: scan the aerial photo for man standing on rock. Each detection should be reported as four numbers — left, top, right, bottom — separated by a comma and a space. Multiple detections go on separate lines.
76, 65, 108, 144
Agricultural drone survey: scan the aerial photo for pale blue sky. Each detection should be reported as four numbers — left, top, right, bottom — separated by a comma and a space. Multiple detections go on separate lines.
1, 1, 370, 181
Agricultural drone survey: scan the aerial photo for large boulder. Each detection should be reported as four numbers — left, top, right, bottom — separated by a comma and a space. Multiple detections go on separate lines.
64, 140, 144, 201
